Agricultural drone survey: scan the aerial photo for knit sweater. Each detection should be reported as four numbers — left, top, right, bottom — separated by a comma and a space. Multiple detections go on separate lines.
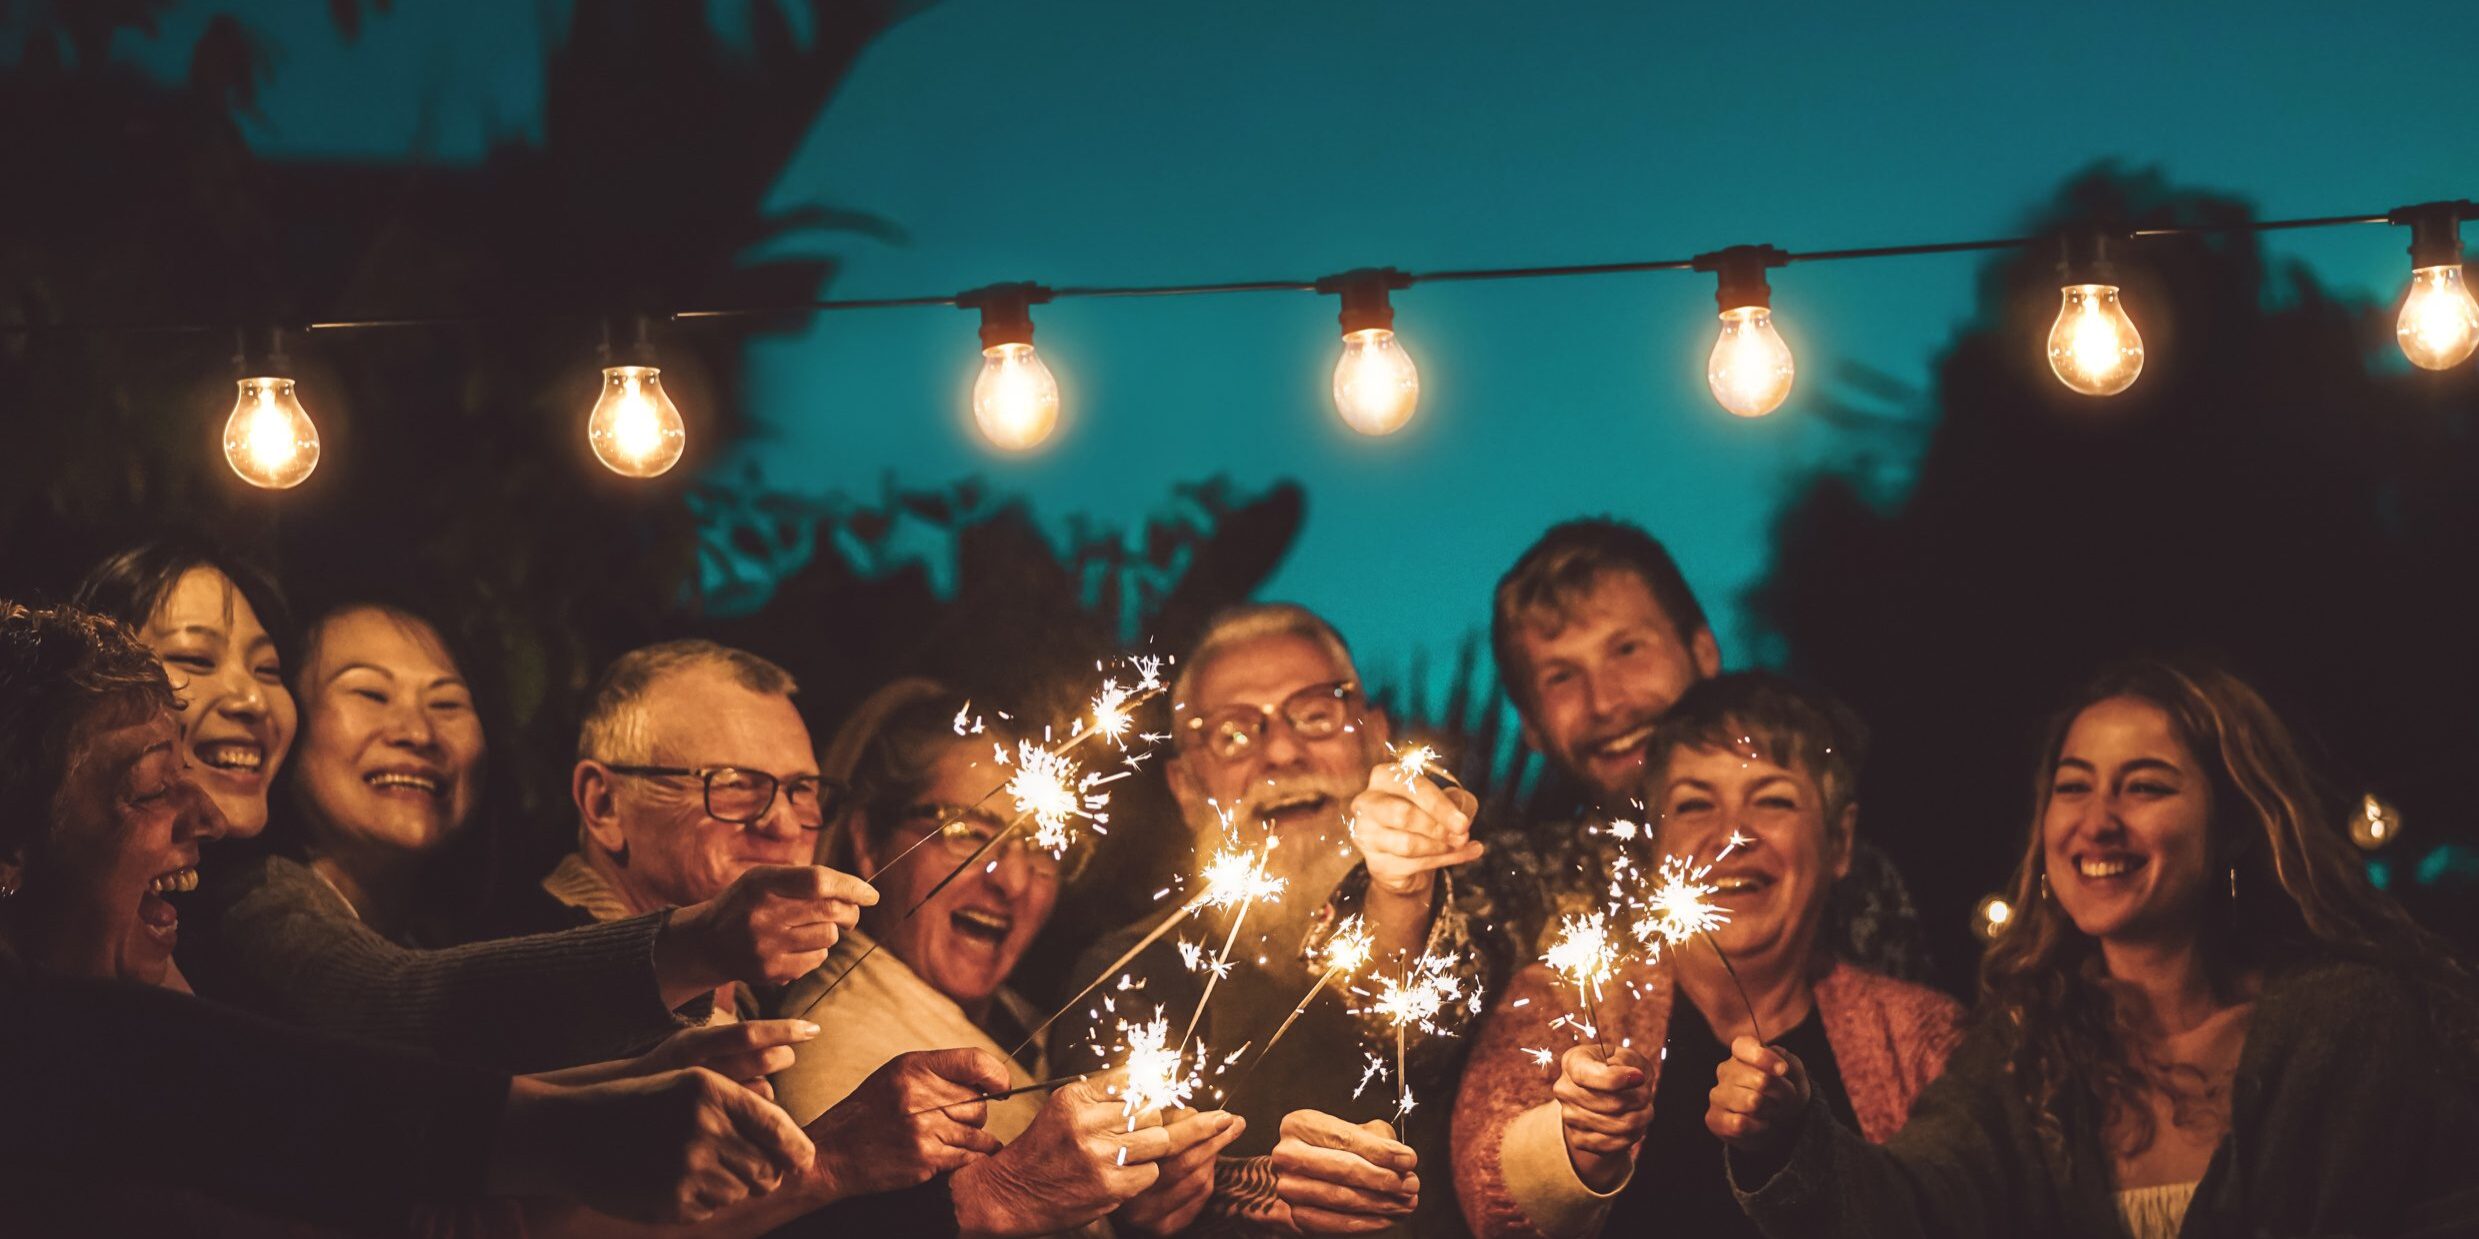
1452, 958, 1963, 1239
1733, 957, 2479, 1239
185, 851, 700, 1071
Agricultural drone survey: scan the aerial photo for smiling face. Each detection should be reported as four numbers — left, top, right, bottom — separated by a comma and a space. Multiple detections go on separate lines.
2041, 696, 2217, 947
588, 665, 821, 912
34, 708, 223, 985
293, 608, 484, 860
136, 567, 296, 839
855, 740, 1059, 1011
1166, 631, 1387, 857
1513, 571, 1721, 804
1652, 743, 1849, 975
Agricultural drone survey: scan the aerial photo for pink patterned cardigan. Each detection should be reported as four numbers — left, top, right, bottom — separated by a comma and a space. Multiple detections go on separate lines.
1451, 958, 1965, 1238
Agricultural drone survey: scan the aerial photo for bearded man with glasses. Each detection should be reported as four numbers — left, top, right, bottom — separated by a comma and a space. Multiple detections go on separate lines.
1057, 604, 1484, 1237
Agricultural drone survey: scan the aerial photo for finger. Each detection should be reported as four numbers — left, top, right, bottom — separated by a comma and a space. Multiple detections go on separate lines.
1275, 1142, 1417, 1194
714, 1078, 816, 1175
1158, 1108, 1238, 1156
1710, 1078, 1770, 1114
1281, 1109, 1417, 1170
935, 1121, 1006, 1158
1560, 1105, 1653, 1138
1289, 1208, 1398, 1234
1117, 1123, 1178, 1165
1278, 1175, 1419, 1217
1350, 816, 1467, 860
1552, 1075, 1641, 1116
912, 1047, 1013, 1097
1395, 776, 1471, 840
1731, 1035, 1794, 1079
742, 1077, 777, 1103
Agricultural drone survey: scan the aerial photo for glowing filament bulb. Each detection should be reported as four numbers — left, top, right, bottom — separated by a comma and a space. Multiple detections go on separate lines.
222, 377, 320, 489
2397, 265, 2479, 370
1333, 327, 1420, 435
974, 342, 1060, 451
1706, 306, 1794, 418
588, 365, 686, 478
2047, 284, 2144, 396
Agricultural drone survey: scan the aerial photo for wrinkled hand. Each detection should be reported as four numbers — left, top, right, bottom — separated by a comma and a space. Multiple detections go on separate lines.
953, 1072, 1229, 1237
662, 864, 877, 995
1265, 1110, 1419, 1234
1706, 1036, 1811, 1157
631, 1018, 820, 1102
1555, 1044, 1653, 1192
805, 1048, 1009, 1203
497, 1068, 815, 1225
1111, 1106, 1249, 1235
1348, 762, 1483, 899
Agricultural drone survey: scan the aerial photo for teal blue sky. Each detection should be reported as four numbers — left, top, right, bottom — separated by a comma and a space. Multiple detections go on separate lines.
127, 1, 2479, 689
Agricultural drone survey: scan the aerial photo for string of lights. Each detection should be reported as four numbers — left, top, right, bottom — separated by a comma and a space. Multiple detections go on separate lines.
4, 200, 2470, 488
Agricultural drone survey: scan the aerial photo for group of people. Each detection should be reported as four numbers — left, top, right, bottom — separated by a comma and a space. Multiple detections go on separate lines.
1, 517, 2473, 1237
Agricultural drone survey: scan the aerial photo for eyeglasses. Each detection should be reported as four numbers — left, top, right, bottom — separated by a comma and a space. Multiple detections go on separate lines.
899, 803, 1066, 879
1177, 679, 1361, 763
601, 764, 847, 830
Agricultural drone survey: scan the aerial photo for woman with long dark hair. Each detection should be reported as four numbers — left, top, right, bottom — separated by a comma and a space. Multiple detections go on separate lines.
1711, 656, 2479, 1237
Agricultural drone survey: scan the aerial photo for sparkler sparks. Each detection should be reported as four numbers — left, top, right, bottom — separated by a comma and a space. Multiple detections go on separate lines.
1545, 911, 1620, 1051
1112, 1011, 1199, 1129
1632, 854, 1731, 949
1365, 949, 1465, 1121
1181, 838, 1286, 1047
1248, 915, 1377, 1068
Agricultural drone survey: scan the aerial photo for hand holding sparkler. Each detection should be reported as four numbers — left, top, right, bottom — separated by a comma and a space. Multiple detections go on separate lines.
802, 1048, 1007, 1204
950, 1069, 1237, 1237
1260, 1110, 1421, 1232
1553, 1044, 1655, 1193
1114, 1105, 1251, 1235
1706, 1036, 1812, 1159
1350, 748, 1484, 902
658, 864, 878, 1005
1544, 912, 1621, 1053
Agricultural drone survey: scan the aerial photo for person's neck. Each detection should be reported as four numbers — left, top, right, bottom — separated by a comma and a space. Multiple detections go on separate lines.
2099, 930, 2238, 1036
1672, 935, 1815, 1047
308, 847, 422, 938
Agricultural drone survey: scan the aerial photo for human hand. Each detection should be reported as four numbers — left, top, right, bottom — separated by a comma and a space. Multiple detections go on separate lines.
1705, 1036, 1811, 1156
494, 1068, 814, 1224
630, 1018, 820, 1102
953, 1073, 1230, 1237
1108, 1105, 1249, 1235
660, 864, 877, 998
1554, 1044, 1653, 1192
1348, 762, 1483, 899
804, 1048, 1009, 1203
1262, 1110, 1419, 1234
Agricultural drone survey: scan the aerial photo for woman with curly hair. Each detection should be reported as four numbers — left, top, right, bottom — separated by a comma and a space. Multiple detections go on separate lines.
1712, 656, 2479, 1238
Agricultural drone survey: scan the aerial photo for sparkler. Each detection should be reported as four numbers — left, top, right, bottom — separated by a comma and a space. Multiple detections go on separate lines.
904, 1071, 1094, 1117
1179, 840, 1286, 1048
1363, 949, 1464, 1123
1388, 740, 1467, 791
1627, 850, 1764, 1043
1544, 911, 1619, 1053
1249, 914, 1375, 1066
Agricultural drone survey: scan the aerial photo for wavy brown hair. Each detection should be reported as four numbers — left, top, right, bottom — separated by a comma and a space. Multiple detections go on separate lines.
1980, 656, 2479, 1160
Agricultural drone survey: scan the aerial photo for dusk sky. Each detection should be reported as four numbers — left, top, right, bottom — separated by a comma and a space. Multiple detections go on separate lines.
128, 0, 2479, 690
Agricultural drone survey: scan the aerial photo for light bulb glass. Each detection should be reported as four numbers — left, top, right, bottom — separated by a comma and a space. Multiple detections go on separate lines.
973, 342, 1060, 451
1332, 327, 1420, 435
2047, 284, 2144, 396
588, 365, 687, 478
1706, 305, 1794, 418
2397, 264, 2479, 370
1972, 893, 2014, 943
222, 376, 320, 489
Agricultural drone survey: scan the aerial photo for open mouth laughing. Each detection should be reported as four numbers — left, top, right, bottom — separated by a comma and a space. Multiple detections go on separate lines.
138, 862, 199, 947
2072, 851, 2150, 883
365, 766, 447, 800
949, 905, 1015, 949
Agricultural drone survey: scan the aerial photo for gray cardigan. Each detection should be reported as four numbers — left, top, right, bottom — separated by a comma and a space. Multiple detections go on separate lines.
1734, 957, 2479, 1239
185, 852, 700, 1071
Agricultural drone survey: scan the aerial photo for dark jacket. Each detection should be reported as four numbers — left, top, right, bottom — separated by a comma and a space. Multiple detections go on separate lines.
183, 852, 698, 1071
1734, 957, 2479, 1239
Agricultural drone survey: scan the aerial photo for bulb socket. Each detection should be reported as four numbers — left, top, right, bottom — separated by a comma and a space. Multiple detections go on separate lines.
1693, 245, 1788, 313
232, 325, 296, 379
2391, 201, 2471, 270
2055, 228, 2126, 286
960, 282, 1053, 350
600, 315, 662, 369
1316, 267, 1411, 335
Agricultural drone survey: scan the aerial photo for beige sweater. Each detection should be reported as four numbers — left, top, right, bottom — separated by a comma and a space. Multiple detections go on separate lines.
772, 929, 1050, 1138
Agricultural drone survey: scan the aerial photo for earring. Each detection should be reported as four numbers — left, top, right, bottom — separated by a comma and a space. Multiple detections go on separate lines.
2038, 872, 2049, 901
0, 879, 17, 899
2228, 865, 2238, 900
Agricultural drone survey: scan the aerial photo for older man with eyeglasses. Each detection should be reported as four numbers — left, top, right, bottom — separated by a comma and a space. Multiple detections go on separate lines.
1054, 604, 1484, 1237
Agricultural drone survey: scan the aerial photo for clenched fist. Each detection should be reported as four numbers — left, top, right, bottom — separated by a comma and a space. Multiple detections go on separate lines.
658, 864, 877, 1002
1554, 1044, 1653, 1192
805, 1048, 1009, 1203
953, 1073, 1235, 1237
1348, 761, 1482, 900
1261, 1110, 1419, 1234
1706, 1036, 1810, 1157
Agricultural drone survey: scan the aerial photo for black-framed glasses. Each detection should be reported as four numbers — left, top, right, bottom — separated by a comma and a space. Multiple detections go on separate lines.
898, 803, 1067, 879
601, 764, 847, 830
1177, 679, 1361, 763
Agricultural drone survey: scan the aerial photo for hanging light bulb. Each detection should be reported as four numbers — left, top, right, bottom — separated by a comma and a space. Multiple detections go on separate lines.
960, 283, 1060, 451
1693, 245, 1795, 418
2347, 791, 2404, 852
222, 327, 320, 489
587, 316, 687, 478
2390, 202, 2478, 371
2046, 229, 2145, 396
1971, 893, 2015, 943
1316, 267, 1420, 435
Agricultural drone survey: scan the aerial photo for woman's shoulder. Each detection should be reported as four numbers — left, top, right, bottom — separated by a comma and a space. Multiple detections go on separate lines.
1823, 959, 1968, 1026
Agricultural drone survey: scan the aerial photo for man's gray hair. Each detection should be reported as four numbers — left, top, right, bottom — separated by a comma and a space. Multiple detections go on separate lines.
1172, 602, 1360, 714
576, 639, 797, 764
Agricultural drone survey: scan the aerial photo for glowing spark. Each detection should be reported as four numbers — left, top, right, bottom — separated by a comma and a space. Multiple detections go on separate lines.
1196, 840, 1287, 910
1366, 949, 1466, 1121
1718, 828, 1754, 859
1633, 855, 1730, 949
1392, 743, 1443, 782
1320, 915, 1376, 975
1545, 912, 1619, 1006
1004, 740, 1110, 856
1112, 1010, 1199, 1130
1525, 1046, 1555, 1068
